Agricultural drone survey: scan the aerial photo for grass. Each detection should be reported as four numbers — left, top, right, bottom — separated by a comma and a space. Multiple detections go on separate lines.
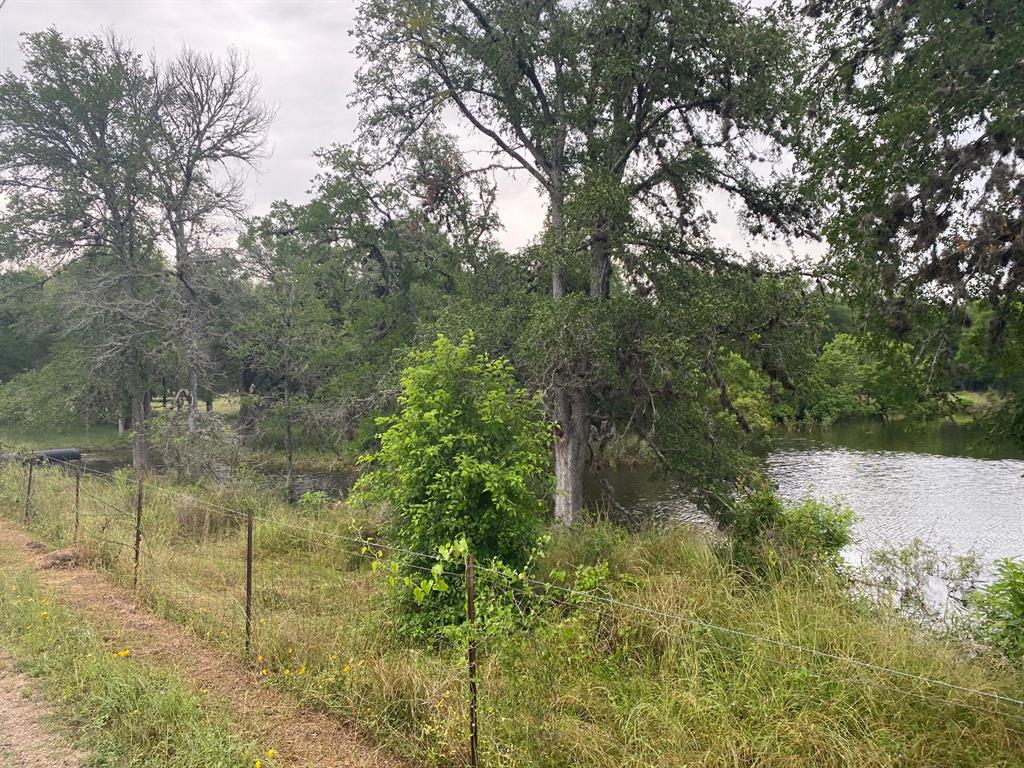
1, 464, 1023, 767
0, 551, 269, 768
0, 420, 125, 453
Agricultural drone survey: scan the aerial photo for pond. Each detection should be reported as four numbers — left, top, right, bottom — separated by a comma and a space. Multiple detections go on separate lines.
588, 420, 1024, 566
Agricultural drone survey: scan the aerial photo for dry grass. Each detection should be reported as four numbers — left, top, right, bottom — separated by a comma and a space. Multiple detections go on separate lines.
2, 464, 1023, 767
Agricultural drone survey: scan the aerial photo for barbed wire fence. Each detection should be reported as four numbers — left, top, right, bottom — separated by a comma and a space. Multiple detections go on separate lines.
3, 458, 1024, 765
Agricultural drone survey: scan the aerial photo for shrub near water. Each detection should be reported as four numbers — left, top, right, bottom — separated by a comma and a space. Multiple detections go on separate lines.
973, 559, 1024, 661
725, 484, 856, 574
355, 333, 552, 636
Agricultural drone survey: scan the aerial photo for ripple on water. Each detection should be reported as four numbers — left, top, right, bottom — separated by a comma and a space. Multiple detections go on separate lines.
766, 446, 1024, 564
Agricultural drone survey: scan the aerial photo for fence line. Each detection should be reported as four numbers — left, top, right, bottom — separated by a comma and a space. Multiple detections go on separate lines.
25, 459, 1024, 708
4, 459, 1024, 762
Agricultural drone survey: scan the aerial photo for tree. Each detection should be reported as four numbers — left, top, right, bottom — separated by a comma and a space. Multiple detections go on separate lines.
0, 269, 54, 383
236, 130, 500, 462
355, 0, 816, 523
794, 0, 1024, 424
0, 29, 166, 469
151, 47, 272, 412
237, 203, 337, 500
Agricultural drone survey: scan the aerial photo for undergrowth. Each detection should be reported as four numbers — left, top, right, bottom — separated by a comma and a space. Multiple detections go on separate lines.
2, 465, 1023, 767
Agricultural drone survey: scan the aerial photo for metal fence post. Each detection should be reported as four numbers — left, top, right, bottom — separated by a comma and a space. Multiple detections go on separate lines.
245, 502, 255, 654
466, 552, 479, 768
23, 462, 33, 523
132, 476, 144, 589
73, 464, 81, 544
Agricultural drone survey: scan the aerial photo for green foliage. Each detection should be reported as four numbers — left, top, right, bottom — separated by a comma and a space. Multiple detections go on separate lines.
297, 490, 329, 517
796, 0, 1024, 418
717, 351, 774, 434
357, 334, 552, 565
972, 559, 1024, 662
726, 485, 856, 574
355, 334, 552, 635
795, 333, 939, 424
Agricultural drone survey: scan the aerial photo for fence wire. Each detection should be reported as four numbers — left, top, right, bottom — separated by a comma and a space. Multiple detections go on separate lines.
3, 458, 1023, 763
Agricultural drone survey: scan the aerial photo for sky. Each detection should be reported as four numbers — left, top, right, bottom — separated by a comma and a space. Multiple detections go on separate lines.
0, 0, 815, 259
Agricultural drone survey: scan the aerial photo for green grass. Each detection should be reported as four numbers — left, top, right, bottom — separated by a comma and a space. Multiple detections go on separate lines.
0, 421, 125, 453
0, 554, 269, 768
2, 465, 1023, 767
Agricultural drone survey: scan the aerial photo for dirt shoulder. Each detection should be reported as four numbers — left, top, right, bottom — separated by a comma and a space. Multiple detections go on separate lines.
0, 651, 83, 768
0, 519, 403, 768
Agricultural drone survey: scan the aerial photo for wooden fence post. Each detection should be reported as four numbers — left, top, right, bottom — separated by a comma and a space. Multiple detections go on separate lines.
23, 462, 33, 523
132, 476, 144, 589
245, 503, 254, 654
466, 552, 479, 768
74, 464, 81, 544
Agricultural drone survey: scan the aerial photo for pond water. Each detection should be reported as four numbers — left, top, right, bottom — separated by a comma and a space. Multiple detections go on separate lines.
588, 420, 1024, 566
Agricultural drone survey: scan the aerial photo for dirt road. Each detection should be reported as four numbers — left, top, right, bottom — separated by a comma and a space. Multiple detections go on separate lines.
0, 520, 403, 768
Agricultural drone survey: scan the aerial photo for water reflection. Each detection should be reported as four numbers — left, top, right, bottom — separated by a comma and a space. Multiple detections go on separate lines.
768, 441, 1024, 562
589, 421, 1024, 565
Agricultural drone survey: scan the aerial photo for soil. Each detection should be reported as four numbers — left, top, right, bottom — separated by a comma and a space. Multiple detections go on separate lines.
0, 520, 405, 768
0, 652, 83, 768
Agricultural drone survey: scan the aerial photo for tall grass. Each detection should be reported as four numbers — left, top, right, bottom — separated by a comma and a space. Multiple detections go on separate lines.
2, 463, 1022, 767
0, 558, 267, 767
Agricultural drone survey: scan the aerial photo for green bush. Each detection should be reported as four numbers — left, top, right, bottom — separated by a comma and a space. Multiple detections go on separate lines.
354, 334, 553, 635
727, 485, 855, 574
972, 559, 1024, 661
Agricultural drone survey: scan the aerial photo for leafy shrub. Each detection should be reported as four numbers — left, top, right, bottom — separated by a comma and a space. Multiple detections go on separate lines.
297, 490, 329, 517
726, 485, 855, 573
972, 559, 1024, 661
857, 538, 980, 631
355, 333, 552, 636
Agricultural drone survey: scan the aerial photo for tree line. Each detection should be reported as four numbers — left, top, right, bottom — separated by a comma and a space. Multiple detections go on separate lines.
0, 0, 1021, 523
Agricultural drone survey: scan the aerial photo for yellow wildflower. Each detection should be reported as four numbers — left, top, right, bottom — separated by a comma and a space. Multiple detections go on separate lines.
342, 664, 351, 674
266, 749, 277, 759
115, 648, 131, 658
255, 761, 262, 768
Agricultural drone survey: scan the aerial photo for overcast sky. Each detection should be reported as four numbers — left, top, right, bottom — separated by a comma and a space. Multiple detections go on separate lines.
0, 0, 814, 259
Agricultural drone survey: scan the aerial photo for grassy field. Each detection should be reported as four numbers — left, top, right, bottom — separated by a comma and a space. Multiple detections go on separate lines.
0, 553, 267, 767
1, 463, 1023, 767
0, 420, 125, 453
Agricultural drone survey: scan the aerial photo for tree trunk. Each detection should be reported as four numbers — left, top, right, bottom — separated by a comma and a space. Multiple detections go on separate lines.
548, 169, 587, 524
131, 393, 149, 472
553, 387, 588, 525
174, 227, 202, 413
283, 379, 295, 503
550, 166, 567, 299
238, 364, 256, 433
589, 220, 612, 299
